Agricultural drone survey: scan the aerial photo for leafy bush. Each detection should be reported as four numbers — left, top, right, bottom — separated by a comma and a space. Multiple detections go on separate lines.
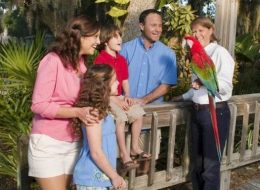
95, 0, 129, 26
2, 8, 30, 37
0, 95, 32, 178
235, 32, 260, 64
233, 32, 260, 95
0, 33, 45, 179
156, 1, 196, 98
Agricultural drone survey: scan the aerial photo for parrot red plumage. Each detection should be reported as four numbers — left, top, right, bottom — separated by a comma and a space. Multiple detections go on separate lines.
183, 35, 222, 161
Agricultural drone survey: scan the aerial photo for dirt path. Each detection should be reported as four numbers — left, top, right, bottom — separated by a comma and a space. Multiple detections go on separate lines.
230, 161, 260, 190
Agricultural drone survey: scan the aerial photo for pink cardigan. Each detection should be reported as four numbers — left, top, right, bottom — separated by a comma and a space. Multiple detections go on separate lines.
31, 53, 86, 142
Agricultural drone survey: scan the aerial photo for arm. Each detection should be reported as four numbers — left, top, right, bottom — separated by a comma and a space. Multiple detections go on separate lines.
140, 84, 170, 105
138, 49, 177, 104
86, 123, 125, 189
122, 79, 134, 106
56, 107, 99, 124
122, 80, 130, 97
31, 54, 61, 118
110, 96, 129, 111
31, 54, 99, 123
182, 89, 194, 100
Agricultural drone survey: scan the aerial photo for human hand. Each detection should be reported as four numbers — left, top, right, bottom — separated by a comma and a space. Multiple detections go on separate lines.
112, 175, 126, 190
191, 79, 203, 90
124, 96, 134, 106
76, 107, 99, 126
112, 98, 129, 111
133, 98, 146, 106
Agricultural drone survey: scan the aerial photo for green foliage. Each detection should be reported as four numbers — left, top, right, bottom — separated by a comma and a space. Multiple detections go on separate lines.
106, 6, 128, 17
0, 33, 46, 92
160, 2, 196, 38
234, 123, 260, 152
0, 34, 46, 179
232, 61, 239, 85
233, 66, 260, 95
2, 8, 29, 37
0, 92, 30, 178
157, 1, 196, 97
95, 0, 129, 26
0, 150, 17, 178
235, 32, 260, 64
233, 32, 260, 95
0, 94, 32, 178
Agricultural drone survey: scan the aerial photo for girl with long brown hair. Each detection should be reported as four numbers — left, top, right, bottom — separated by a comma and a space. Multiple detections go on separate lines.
73, 64, 126, 190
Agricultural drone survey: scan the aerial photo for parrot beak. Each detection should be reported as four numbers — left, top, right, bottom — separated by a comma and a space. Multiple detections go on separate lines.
182, 38, 194, 49
181, 39, 187, 48
182, 39, 187, 48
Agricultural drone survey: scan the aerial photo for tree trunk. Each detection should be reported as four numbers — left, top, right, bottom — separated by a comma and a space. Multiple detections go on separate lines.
26, 0, 77, 36
215, 0, 239, 56
122, 0, 157, 42
251, 1, 260, 35
237, 0, 260, 36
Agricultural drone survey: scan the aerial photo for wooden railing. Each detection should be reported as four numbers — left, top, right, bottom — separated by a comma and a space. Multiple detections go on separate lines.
17, 94, 260, 190
125, 93, 260, 190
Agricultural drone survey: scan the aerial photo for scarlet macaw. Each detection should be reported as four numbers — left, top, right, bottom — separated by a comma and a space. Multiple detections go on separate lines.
183, 35, 222, 161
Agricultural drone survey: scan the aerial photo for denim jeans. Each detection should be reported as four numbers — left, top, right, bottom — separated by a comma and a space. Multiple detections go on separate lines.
190, 103, 230, 190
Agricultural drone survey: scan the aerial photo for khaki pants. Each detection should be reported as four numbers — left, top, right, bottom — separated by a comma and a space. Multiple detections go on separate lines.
110, 96, 145, 124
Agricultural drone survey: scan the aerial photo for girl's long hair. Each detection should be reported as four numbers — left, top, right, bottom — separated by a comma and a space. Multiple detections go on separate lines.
72, 64, 114, 135
48, 15, 100, 70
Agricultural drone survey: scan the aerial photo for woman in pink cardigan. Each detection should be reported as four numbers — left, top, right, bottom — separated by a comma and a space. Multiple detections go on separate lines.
28, 15, 101, 190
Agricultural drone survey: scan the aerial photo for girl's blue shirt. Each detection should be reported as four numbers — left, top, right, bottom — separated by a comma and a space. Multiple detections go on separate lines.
73, 114, 117, 187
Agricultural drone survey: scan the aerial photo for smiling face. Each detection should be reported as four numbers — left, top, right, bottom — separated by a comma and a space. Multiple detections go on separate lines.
105, 31, 122, 56
79, 30, 100, 56
139, 13, 162, 48
191, 24, 213, 47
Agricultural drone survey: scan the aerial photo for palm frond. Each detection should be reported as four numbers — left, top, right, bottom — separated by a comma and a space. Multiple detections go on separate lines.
0, 151, 17, 178
0, 33, 46, 90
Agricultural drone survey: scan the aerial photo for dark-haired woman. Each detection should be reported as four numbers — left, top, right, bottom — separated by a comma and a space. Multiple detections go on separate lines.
28, 16, 101, 190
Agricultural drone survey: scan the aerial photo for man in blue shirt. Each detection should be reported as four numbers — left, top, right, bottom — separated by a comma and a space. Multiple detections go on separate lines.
120, 9, 177, 171
121, 9, 177, 104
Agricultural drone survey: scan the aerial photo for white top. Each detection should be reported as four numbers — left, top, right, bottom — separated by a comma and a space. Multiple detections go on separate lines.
182, 42, 235, 104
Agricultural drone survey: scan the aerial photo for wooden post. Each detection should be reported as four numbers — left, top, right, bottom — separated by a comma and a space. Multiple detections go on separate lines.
183, 109, 191, 177
252, 101, 260, 157
220, 170, 231, 190
166, 110, 177, 181
226, 103, 237, 164
17, 135, 34, 190
240, 103, 250, 161
215, 0, 239, 56
148, 112, 158, 186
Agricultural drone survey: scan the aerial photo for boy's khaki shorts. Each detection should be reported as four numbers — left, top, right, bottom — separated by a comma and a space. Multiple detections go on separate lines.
110, 96, 145, 124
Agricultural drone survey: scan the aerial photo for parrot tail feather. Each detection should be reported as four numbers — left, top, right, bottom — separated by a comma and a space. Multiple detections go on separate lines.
208, 95, 222, 162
